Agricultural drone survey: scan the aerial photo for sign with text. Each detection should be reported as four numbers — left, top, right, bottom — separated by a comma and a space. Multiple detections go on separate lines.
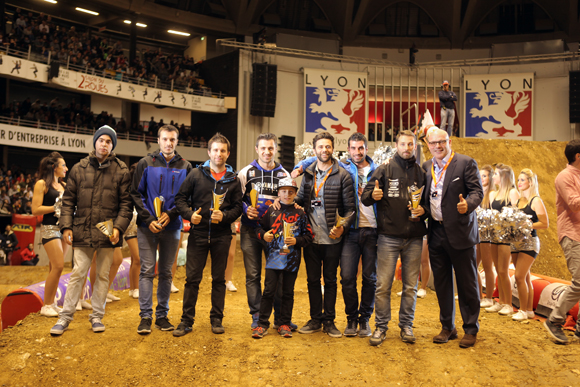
0, 54, 49, 83
464, 73, 534, 139
304, 68, 368, 150
0, 123, 92, 152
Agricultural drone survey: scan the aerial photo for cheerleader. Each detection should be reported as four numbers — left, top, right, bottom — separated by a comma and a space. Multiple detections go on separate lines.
477, 165, 496, 308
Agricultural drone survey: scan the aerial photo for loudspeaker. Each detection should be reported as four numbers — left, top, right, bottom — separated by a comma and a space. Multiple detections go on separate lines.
278, 135, 295, 172
49, 62, 60, 79
251, 63, 277, 117
570, 71, 580, 123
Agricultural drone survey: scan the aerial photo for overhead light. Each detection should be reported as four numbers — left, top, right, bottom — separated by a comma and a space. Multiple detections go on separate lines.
45, 0, 58, 3
168, 30, 190, 36
123, 20, 131, 24
124, 20, 147, 27
201, 37, 205, 41
75, 7, 99, 16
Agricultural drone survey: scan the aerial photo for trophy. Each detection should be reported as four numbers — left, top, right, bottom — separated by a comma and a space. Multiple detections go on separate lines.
281, 220, 296, 254
408, 186, 425, 222
330, 210, 355, 239
96, 219, 114, 243
153, 196, 165, 219
249, 184, 259, 208
212, 190, 227, 224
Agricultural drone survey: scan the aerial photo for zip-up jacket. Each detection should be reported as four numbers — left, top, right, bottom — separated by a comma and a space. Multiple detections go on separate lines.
361, 153, 427, 239
295, 155, 378, 229
238, 160, 289, 228
131, 149, 192, 230
175, 160, 243, 238
296, 158, 356, 232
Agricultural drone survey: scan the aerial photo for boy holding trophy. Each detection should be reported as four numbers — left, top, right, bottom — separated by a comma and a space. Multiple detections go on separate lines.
252, 178, 313, 338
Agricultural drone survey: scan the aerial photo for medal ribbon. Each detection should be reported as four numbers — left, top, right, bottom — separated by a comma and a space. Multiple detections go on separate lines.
431, 152, 455, 188
314, 169, 332, 198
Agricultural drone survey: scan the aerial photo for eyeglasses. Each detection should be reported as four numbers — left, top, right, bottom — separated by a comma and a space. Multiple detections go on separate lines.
427, 140, 448, 146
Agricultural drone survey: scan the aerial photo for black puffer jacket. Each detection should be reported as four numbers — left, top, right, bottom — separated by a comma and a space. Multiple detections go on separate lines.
296, 158, 356, 231
60, 151, 132, 248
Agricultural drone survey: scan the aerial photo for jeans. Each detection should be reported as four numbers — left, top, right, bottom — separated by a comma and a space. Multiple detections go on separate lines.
181, 233, 231, 325
340, 228, 378, 322
440, 107, 455, 137
304, 242, 343, 322
550, 237, 580, 324
60, 247, 114, 322
258, 269, 298, 328
375, 235, 422, 330
138, 227, 181, 319
241, 225, 267, 315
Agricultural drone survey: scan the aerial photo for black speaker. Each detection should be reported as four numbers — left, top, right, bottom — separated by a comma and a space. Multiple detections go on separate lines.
278, 135, 295, 172
570, 71, 580, 123
251, 63, 277, 117
49, 62, 60, 79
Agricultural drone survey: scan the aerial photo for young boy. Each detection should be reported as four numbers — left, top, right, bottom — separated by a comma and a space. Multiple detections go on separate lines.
253, 178, 313, 338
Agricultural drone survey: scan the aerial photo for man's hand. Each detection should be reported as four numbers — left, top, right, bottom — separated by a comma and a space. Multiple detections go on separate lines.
457, 194, 468, 214
372, 180, 383, 201
63, 229, 73, 246
408, 203, 425, 217
211, 209, 223, 223
291, 166, 303, 179
157, 212, 170, 228
271, 198, 281, 211
149, 220, 163, 233
110, 228, 120, 244
247, 206, 259, 219
264, 230, 274, 242
191, 208, 202, 225
329, 226, 344, 239
285, 236, 296, 246
293, 203, 303, 211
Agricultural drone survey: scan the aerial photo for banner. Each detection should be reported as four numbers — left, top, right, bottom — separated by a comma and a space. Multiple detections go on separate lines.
53, 68, 227, 114
464, 73, 533, 139
304, 68, 368, 150
0, 123, 93, 152
0, 54, 49, 83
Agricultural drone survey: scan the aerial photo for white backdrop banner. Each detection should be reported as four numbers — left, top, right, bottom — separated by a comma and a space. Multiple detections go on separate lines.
0, 55, 49, 83
0, 123, 92, 152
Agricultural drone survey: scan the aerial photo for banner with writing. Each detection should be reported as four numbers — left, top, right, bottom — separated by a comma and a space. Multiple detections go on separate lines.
0, 123, 92, 152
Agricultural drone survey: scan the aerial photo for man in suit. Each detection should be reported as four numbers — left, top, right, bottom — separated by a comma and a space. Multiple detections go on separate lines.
422, 128, 483, 348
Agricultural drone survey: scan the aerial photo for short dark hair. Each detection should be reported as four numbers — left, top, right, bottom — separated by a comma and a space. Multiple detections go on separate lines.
158, 124, 179, 137
565, 139, 580, 164
208, 132, 230, 152
348, 132, 367, 148
396, 130, 416, 144
312, 132, 334, 149
255, 133, 278, 148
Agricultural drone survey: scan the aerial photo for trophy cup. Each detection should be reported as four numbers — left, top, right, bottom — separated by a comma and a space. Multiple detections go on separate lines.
212, 190, 227, 224
408, 186, 425, 222
96, 219, 114, 243
330, 210, 355, 239
281, 220, 296, 254
153, 196, 165, 219
249, 184, 259, 208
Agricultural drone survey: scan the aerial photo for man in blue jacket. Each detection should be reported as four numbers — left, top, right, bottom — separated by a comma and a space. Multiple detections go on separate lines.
131, 125, 192, 335
292, 132, 378, 337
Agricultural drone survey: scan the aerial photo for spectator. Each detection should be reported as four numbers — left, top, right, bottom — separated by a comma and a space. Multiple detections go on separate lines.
20, 243, 39, 266
1, 225, 19, 265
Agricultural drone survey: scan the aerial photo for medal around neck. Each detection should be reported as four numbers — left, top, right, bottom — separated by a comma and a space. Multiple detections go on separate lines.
281, 220, 296, 254
212, 190, 227, 224
249, 184, 259, 208
96, 219, 114, 243
408, 186, 425, 222
153, 196, 165, 219
330, 210, 355, 239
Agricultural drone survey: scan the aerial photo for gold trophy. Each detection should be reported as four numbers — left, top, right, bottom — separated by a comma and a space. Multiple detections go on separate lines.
212, 190, 227, 224
281, 220, 296, 254
249, 184, 259, 208
153, 196, 165, 219
96, 219, 114, 243
408, 186, 425, 222
330, 210, 355, 239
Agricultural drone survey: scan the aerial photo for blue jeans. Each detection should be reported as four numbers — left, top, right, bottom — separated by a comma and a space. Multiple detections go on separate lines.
375, 235, 423, 330
138, 227, 181, 319
241, 225, 267, 315
340, 228, 378, 322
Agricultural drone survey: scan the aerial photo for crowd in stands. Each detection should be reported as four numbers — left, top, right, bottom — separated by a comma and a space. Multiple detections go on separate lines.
0, 167, 36, 216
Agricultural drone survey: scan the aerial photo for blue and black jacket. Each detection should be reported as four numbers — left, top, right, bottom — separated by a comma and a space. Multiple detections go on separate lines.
131, 149, 192, 231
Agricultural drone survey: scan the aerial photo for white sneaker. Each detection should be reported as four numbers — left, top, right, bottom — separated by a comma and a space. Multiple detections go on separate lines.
480, 298, 494, 308
106, 293, 120, 301
81, 300, 93, 310
417, 288, 426, 298
132, 289, 139, 299
526, 311, 535, 319
512, 310, 528, 321
51, 303, 62, 313
76, 300, 83, 311
485, 302, 502, 313
128, 289, 134, 298
171, 282, 179, 293
40, 305, 59, 317
226, 281, 237, 292
498, 304, 514, 315
396, 291, 402, 297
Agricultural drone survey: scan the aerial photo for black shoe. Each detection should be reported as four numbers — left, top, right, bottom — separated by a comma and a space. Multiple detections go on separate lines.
298, 319, 322, 334
173, 322, 192, 337
544, 320, 569, 344
358, 319, 372, 337
369, 328, 387, 346
400, 326, 416, 343
344, 319, 358, 337
155, 317, 175, 331
137, 318, 152, 335
323, 321, 342, 338
211, 318, 225, 334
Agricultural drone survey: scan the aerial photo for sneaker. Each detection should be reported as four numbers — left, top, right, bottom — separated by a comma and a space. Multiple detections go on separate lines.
344, 319, 358, 337
396, 291, 402, 297
173, 322, 192, 337
298, 320, 322, 334
498, 304, 514, 315
417, 288, 427, 298
400, 326, 416, 343
40, 305, 59, 317
50, 318, 69, 336
273, 321, 299, 331
131, 289, 139, 299
91, 318, 105, 333
369, 328, 387, 346
76, 300, 82, 311
252, 326, 268, 339
574, 328, 580, 340
526, 311, 535, 319
278, 325, 292, 338
323, 321, 342, 338
106, 293, 120, 301
51, 303, 62, 313
137, 318, 152, 335
155, 317, 175, 331
485, 302, 502, 313
512, 310, 528, 321
480, 298, 494, 308
211, 318, 225, 334
359, 320, 372, 337
171, 282, 179, 293
544, 320, 569, 344
226, 281, 237, 292
251, 313, 259, 329
81, 300, 93, 310
128, 289, 134, 298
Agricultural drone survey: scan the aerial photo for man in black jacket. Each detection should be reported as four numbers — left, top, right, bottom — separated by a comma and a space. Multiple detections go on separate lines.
173, 133, 243, 337
296, 132, 355, 338
361, 130, 427, 346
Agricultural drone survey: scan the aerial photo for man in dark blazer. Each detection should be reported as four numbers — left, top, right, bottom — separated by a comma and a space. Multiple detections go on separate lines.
422, 128, 483, 348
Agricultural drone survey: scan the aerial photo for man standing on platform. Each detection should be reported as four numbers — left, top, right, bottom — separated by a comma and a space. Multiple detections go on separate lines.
439, 81, 457, 137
